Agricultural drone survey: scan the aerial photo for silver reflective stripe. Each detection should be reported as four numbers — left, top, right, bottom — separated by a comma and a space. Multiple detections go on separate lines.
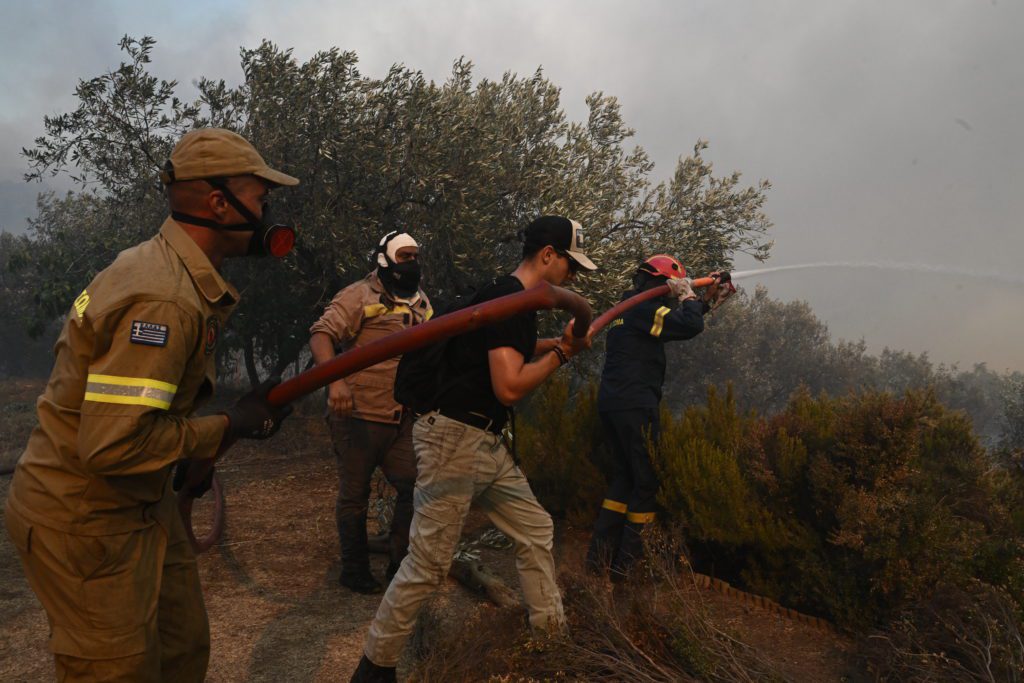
84, 374, 177, 410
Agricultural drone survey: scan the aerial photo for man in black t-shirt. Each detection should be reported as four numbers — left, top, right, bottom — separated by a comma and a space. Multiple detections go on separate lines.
586, 254, 729, 582
351, 216, 597, 682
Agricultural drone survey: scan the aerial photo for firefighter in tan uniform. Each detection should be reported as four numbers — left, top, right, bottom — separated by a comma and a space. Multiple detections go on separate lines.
310, 231, 432, 594
4, 128, 297, 682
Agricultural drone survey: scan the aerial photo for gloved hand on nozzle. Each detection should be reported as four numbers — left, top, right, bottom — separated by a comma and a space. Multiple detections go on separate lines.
666, 277, 697, 302
703, 272, 736, 311
222, 375, 293, 441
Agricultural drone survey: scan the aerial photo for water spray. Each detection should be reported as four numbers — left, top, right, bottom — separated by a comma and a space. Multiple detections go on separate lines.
731, 261, 1024, 287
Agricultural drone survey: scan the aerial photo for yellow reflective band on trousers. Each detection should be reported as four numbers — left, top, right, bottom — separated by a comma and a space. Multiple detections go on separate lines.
84, 374, 178, 410
649, 306, 671, 337
601, 499, 628, 514
626, 511, 656, 524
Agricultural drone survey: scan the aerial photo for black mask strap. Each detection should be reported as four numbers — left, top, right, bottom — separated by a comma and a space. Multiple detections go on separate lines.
205, 178, 265, 228
170, 210, 251, 231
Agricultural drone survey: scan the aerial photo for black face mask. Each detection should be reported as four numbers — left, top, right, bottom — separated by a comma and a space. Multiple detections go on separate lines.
380, 259, 421, 298
170, 179, 295, 258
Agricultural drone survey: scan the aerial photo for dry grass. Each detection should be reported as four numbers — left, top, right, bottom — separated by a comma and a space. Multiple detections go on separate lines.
409, 532, 856, 683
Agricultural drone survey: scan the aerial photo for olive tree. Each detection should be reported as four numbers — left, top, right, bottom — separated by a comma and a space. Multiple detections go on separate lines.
17, 36, 773, 384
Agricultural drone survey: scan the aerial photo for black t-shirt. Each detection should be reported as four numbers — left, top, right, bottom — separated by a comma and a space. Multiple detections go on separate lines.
435, 275, 537, 429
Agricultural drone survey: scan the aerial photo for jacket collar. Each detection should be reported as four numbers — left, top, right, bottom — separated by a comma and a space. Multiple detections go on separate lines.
160, 218, 240, 306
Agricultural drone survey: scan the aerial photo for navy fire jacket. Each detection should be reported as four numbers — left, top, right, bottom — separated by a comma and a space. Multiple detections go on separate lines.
597, 292, 707, 412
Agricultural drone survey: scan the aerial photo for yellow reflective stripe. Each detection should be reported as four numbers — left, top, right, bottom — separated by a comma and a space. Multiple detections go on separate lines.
83, 392, 172, 410
84, 374, 177, 410
364, 303, 413, 318
649, 306, 670, 337
609, 318, 624, 329
602, 499, 628, 514
626, 511, 656, 524
87, 374, 177, 394
363, 303, 388, 318
423, 307, 434, 321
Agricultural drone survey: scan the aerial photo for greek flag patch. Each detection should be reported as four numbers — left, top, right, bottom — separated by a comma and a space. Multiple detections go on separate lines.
130, 321, 169, 347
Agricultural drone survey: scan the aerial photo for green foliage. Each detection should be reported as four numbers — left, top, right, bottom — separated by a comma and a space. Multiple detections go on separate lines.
515, 372, 604, 524
1000, 376, 1024, 451
664, 387, 1021, 630
0, 232, 57, 376
13, 36, 772, 383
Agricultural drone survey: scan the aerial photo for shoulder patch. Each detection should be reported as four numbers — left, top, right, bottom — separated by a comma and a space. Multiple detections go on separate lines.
204, 316, 219, 355
73, 289, 90, 318
130, 321, 169, 347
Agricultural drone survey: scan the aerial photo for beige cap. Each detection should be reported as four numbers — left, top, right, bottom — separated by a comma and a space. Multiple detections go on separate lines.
160, 128, 299, 186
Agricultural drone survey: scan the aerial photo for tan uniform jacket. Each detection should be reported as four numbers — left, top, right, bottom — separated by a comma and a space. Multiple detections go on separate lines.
309, 272, 432, 424
7, 218, 234, 536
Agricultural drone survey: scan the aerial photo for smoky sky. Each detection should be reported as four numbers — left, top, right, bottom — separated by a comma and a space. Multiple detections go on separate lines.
1, 0, 1022, 370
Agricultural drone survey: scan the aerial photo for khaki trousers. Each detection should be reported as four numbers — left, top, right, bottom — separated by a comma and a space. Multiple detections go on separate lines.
364, 412, 564, 666
4, 500, 209, 682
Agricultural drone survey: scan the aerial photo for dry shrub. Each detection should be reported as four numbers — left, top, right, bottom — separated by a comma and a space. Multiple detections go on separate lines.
411, 546, 786, 683
863, 581, 1024, 683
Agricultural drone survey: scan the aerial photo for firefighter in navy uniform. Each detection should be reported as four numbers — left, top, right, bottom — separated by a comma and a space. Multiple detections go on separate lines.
586, 254, 731, 581
4, 128, 297, 682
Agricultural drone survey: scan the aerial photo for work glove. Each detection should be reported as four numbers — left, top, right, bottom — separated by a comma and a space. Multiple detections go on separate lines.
666, 277, 697, 301
702, 272, 736, 311
222, 375, 293, 440
172, 460, 214, 498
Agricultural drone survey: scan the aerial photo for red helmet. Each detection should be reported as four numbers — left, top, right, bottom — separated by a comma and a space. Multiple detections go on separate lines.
639, 254, 687, 280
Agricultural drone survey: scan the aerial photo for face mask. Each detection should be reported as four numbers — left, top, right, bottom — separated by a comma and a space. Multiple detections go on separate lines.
381, 259, 421, 298
170, 180, 296, 258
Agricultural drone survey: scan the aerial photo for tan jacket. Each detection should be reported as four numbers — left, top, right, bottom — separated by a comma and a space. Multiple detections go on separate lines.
7, 218, 234, 535
310, 273, 432, 423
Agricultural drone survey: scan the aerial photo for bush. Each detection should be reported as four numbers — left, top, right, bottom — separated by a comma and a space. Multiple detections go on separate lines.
516, 371, 605, 524
520, 376, 1024, 677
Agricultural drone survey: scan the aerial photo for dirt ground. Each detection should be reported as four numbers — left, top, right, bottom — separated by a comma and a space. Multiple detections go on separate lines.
0, 396, 865, 682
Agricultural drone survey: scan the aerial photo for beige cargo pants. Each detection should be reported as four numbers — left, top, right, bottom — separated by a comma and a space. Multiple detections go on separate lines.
4, 501, 209, 682
364, 412, 565, 666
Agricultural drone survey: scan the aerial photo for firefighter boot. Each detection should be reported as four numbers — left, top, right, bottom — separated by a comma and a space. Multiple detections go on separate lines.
610, 516, 651, 583
585, 500, 627, 576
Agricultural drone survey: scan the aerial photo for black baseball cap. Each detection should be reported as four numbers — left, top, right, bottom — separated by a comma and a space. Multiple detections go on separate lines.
522, 215, 597, 271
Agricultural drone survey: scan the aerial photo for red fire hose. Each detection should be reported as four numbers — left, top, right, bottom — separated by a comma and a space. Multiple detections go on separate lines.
180, 282, 592, 553
589, 275, 721, 334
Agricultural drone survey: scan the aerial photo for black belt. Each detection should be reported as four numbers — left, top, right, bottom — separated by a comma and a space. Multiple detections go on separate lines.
436, 409, 504, 435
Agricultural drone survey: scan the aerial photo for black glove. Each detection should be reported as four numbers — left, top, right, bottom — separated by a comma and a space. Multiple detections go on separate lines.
172, 460, 214, 498
222, 375, 293, 440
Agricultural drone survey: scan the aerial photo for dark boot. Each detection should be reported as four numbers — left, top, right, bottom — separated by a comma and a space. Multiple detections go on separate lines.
340, 568, 383, 594
586, 502, 627, 575
610, 518, 648, 580
350, 655, 396, 683
339, 513, 381, 593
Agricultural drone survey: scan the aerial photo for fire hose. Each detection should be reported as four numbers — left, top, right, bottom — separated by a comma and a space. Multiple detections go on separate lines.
179, 281, 593, 553
589, 273, 728, 334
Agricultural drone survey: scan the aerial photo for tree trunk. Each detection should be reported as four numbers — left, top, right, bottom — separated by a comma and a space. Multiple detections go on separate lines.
242, 336, 260, 388
448, 558, 519, 609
